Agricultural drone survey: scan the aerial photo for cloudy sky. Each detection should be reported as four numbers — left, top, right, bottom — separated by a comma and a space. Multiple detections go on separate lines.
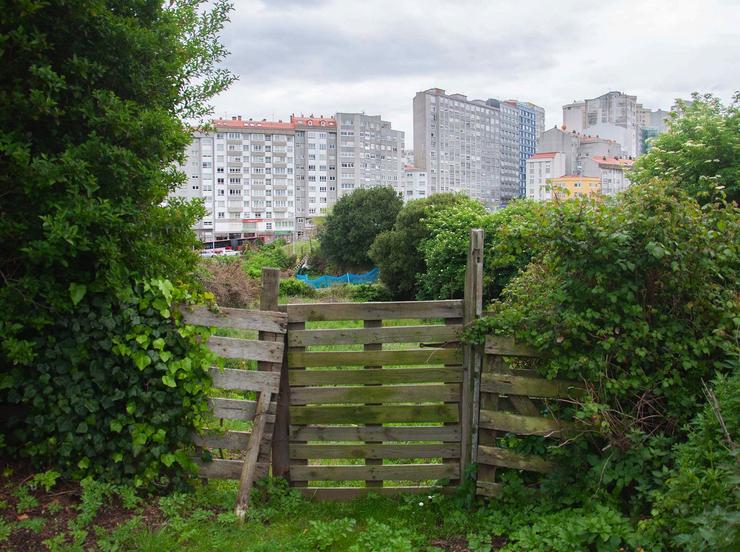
212, 0, 739, 141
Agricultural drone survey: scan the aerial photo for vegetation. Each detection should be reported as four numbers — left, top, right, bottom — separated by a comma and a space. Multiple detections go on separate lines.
631, 92, 739, 203
279, 278, 316, 298
197, 257, 259, 308
319, 187, 403, 271
242, 239, 295, 278
369, 193, 477, 299
0, 0, 234, 485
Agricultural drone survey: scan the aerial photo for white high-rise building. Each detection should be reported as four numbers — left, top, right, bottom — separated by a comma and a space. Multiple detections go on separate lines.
525, 151, 567, 201
413, 88, 502, 208
336, 112, 404, 197
401, 167, 429, 201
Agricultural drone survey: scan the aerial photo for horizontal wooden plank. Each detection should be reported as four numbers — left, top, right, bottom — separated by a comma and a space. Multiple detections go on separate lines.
207, 336, 284, 363
288, 325, 462, 347
288, 367, 463, 386
480, 373, 583, 399
477, 445, 554, 473
290, 384, 460, 405
209, 397, 256, 421
195, 458, 269, 479
290, 463, 458, 482
290, 444, 460, 460
485, 336, 540, 357
210, 367, 281, 393
290, 404, 460, 425
478, 409, 575, 437
192, 430, 271, 456
298, 486, 446, 501
286, 300, 463, 322
289, 425, 461, 442
476, 480, 503, 497
288, 348, 462, 368
182, 305, 287, 334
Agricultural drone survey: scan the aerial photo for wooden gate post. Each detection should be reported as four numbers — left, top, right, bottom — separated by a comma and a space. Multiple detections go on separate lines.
257, 268, 290, 480
461, 229, 484, 474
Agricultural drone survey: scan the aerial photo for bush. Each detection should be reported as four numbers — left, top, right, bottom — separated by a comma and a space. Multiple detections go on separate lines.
319, 187, 403, 271
1, 280, 213, 487
369, 194, 479, 300
279, 278, 316, 298
470, 182, 739, 516
641, 372, 740, 550
243, 241, 294, 279
348, 283, 392, 302
198, 257, 259, 308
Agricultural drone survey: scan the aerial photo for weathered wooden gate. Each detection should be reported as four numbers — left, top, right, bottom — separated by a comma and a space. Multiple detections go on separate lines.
279, 300, 467, 499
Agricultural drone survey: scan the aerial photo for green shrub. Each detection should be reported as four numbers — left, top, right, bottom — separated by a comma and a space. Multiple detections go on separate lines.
349, 283, 392, 302
2, 280, 213, 487
243, 242, 294, 278
641, 371, 740, 550
279, 278, 316, 298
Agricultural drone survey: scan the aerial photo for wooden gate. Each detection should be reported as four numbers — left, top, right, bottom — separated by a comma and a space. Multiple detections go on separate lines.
281, 300, 467, 500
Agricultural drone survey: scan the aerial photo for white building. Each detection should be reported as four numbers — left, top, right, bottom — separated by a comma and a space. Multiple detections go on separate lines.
413, 88, 502, 208
581, 156, 635, 196
401, 166, 429, 201
336, 112, 404, 198
525, 151, 566, 201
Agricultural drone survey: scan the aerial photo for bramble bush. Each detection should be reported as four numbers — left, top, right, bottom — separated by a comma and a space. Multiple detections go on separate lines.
242, 239, 294, 278
279, 278, 316, 298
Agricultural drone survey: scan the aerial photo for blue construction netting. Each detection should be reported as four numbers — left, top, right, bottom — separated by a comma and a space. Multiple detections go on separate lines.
296, 268, 380, 289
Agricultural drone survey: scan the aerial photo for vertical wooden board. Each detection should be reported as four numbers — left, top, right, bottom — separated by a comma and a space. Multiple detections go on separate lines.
364, 319, 382, 489
287, 320, 307, 488
235, 391, 272, 519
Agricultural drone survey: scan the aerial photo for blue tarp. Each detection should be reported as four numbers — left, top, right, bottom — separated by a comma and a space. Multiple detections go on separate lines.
296, 268, 380, 289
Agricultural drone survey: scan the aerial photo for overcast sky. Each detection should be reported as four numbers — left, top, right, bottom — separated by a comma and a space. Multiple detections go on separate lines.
212, 0, 739, 142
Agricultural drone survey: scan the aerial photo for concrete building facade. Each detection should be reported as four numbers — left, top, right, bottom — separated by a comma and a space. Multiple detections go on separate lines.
413, 88, 503, 208
336, 112, 404, 198
525, 151, 566, 201
516, 101, 540, 197
489, 99, 521, 203
402, 166, 429, 201
549, 175, 601, 199
581, 156, 635, 196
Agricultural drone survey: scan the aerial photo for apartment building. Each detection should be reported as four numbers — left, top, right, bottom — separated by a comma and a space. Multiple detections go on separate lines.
291, 115, 337, 236
402, 166, 429, 201
549, 175, 601, 199
516, 101, 541, 197
581, 156, 635, 195
488, 99, 521, 203
413, 88, 502, 208
336, 112, 404, 198
525, 151, 566, 201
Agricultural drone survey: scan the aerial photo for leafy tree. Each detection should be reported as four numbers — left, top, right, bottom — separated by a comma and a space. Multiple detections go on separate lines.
631, 92, 740, 203
319, 187, 402, 271
417, 199, 545, 301
0, 0, 235, 484
369, 193, 473, 300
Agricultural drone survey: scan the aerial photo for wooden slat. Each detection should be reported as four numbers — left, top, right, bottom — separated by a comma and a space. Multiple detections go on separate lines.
289, 404, 460, 425
485, 336, 540, 357
298, 487, 444, 501
476, 480, 503, 497
286, 300, 463, 322
207, 336, 284, 363
195, 458, 269, 479
481, 372, 583, 398
478, 409, 575, 437
288, 348, 462, 368
208, 397, 256, 420
289, 463, 458, 481
290, 443, 460, 459
288, 367, 463, 386
236, 391, 273, 516
477, 445, 554, 473
210, 367, 281, 393
288, 325, 462, 347
181, 305, 287, 334
289, 384, 460, 405
289, 425, 461, 442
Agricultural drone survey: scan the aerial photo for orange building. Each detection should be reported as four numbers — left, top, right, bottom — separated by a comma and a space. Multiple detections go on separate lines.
548, 175, 601, 199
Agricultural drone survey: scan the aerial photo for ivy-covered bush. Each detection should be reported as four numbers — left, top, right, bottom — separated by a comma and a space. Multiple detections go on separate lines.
348, 283, 393, 303
243, 240, 295, 279
1, 280, 213, 487
0, 1, 234, 486
279, 278, 316, 298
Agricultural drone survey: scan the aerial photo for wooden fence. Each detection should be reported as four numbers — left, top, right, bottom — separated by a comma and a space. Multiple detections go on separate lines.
181, 232, 585, 504
281, 300, 466, 500
475, 336, 583, 498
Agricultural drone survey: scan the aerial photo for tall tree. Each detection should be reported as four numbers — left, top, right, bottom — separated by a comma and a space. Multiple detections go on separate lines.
319, 187, 403, 271
631, 92, 739, 203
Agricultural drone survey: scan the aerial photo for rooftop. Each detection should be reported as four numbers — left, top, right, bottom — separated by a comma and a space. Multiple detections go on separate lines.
530, 152, 559, 159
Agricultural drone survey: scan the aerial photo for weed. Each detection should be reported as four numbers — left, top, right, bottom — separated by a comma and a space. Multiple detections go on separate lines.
0, 519, 11, 544
307, 517, 356, 550
16, 516, 47, 534
29, 470, 61, 492
14, 484, 39, 513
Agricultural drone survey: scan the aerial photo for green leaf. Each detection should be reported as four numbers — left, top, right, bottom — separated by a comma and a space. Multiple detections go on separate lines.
162, 375, 176, 387
69, 283, 87, 306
